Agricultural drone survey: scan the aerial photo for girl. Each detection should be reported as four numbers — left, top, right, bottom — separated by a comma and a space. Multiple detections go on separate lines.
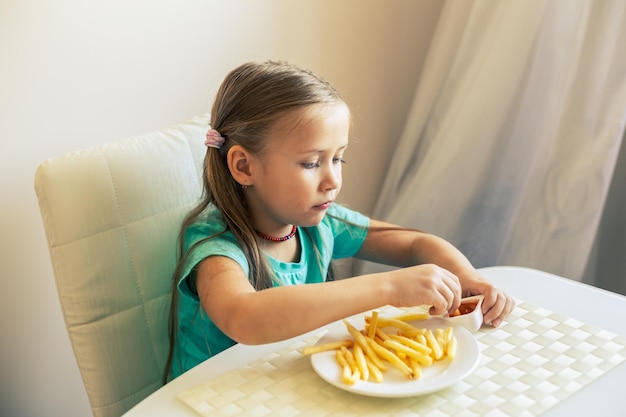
164, 61, 515, 382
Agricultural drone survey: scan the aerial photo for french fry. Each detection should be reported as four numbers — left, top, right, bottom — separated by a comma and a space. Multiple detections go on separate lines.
446, 329, 457, 360
335, 349, 354, 385
302, 339, 353, 355
353, 344, 370, 381
365, 355, 384, 383
305, 312, 458, 386
368, 338, 416, 379
382, 339, 433, 367
343, 320, 387, 371
367, 310, 379, 339
375, 327, 391, 342
424, 329, 444, 360
402, 328, 427, 337
436, 328, 448, 352
341, 346, 361, 385
343, 346, 357, 372
369, 317, 420, 333
409, 357, 423, 379
388, 334, 432, 356
415, 334, 427, 346
389, 311, 429, 322
445, 327, 454, 344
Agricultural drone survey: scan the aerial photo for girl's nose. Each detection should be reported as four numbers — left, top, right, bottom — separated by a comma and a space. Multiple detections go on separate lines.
322, 165, 341, 191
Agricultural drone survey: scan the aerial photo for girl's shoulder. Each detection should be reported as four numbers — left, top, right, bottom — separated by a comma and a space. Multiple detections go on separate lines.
323, 203, 370, 229
184, 206, 234, 246
182, 205, 250, 275
190, 205, 226, 229
312, 203, 369, 259
188, 206, 226, 231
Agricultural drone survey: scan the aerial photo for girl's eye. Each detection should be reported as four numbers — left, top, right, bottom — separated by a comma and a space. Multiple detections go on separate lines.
301, 157, 346, 169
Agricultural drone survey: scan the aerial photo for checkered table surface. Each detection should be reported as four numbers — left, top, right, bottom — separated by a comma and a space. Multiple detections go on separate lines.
178, 301, 626, 417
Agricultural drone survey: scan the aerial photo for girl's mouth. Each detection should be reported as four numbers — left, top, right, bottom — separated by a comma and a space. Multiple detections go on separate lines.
314, 201, 333, 210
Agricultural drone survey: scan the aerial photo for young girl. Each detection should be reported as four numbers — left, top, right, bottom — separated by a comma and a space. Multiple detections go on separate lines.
164, 61, 515, 381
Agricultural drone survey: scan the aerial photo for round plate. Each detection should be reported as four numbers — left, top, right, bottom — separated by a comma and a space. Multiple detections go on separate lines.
310, 317, 480, 397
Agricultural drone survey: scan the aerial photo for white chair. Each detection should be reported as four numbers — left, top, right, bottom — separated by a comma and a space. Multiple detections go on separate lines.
34, 115, 208, 417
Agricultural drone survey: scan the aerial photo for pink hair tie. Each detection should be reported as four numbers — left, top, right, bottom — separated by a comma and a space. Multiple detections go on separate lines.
205, 128, 225, 149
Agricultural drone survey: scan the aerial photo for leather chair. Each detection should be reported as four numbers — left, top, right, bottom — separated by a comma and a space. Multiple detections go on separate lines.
34, 115, 208, 417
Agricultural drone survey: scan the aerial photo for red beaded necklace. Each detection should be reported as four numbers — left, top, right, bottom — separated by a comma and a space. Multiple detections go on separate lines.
257, 225, 297, 242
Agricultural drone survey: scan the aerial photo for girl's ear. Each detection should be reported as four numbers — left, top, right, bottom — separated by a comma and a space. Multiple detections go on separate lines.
227, 145, 253, 187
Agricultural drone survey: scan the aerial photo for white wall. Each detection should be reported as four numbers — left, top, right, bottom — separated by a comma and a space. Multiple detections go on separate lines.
0, 1, 442, 416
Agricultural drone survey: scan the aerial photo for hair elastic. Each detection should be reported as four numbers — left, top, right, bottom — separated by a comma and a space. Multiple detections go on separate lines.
205, 128, 225, 149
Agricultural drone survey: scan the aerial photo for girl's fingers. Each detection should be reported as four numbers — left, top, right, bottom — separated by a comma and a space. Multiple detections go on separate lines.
428, 270, 461, 316
483, 291, 516, 327
442, 269, 462, 314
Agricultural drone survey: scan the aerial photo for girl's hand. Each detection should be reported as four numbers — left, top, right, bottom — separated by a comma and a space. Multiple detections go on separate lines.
459, 273, 516, 327
388, 264, 462, 317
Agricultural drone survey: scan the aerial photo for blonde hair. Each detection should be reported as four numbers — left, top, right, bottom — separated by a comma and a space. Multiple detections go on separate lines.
164, 61, 343, 382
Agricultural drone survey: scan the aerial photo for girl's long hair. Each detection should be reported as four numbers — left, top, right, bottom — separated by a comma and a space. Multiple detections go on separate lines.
163, 61, 343, 383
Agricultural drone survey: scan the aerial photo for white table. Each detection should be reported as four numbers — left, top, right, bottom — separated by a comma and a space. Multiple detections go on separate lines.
123, 266, 626, 417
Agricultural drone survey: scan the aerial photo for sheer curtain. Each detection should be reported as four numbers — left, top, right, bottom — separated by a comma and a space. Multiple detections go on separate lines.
358, 0, 626, 283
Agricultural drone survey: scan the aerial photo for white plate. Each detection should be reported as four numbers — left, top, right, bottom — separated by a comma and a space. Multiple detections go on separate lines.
310, 317, 480, 397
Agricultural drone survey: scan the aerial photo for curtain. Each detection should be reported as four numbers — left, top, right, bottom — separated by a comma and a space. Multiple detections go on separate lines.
358, 0, 626, 283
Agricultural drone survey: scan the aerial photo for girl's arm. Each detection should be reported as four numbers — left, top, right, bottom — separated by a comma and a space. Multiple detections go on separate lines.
196, 218, 515, 346
195, 253, 461, 345
357, 219, 515, 327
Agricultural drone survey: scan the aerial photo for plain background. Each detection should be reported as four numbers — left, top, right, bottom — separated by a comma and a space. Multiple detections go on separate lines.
0, 1, 444, 416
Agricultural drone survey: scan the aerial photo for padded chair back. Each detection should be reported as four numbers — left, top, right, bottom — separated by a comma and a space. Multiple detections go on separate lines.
34, 115, 208, 417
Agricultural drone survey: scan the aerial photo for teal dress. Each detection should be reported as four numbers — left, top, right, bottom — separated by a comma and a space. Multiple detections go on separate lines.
171, 203, 369, 378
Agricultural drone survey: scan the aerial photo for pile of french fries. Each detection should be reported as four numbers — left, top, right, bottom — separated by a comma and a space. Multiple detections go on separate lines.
303, 310, 457, 385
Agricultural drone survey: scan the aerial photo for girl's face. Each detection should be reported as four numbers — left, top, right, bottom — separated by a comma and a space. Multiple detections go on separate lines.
245, 101, 351, 234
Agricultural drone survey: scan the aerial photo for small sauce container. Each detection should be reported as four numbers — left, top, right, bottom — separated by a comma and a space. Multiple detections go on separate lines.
446, 295, 484, 332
